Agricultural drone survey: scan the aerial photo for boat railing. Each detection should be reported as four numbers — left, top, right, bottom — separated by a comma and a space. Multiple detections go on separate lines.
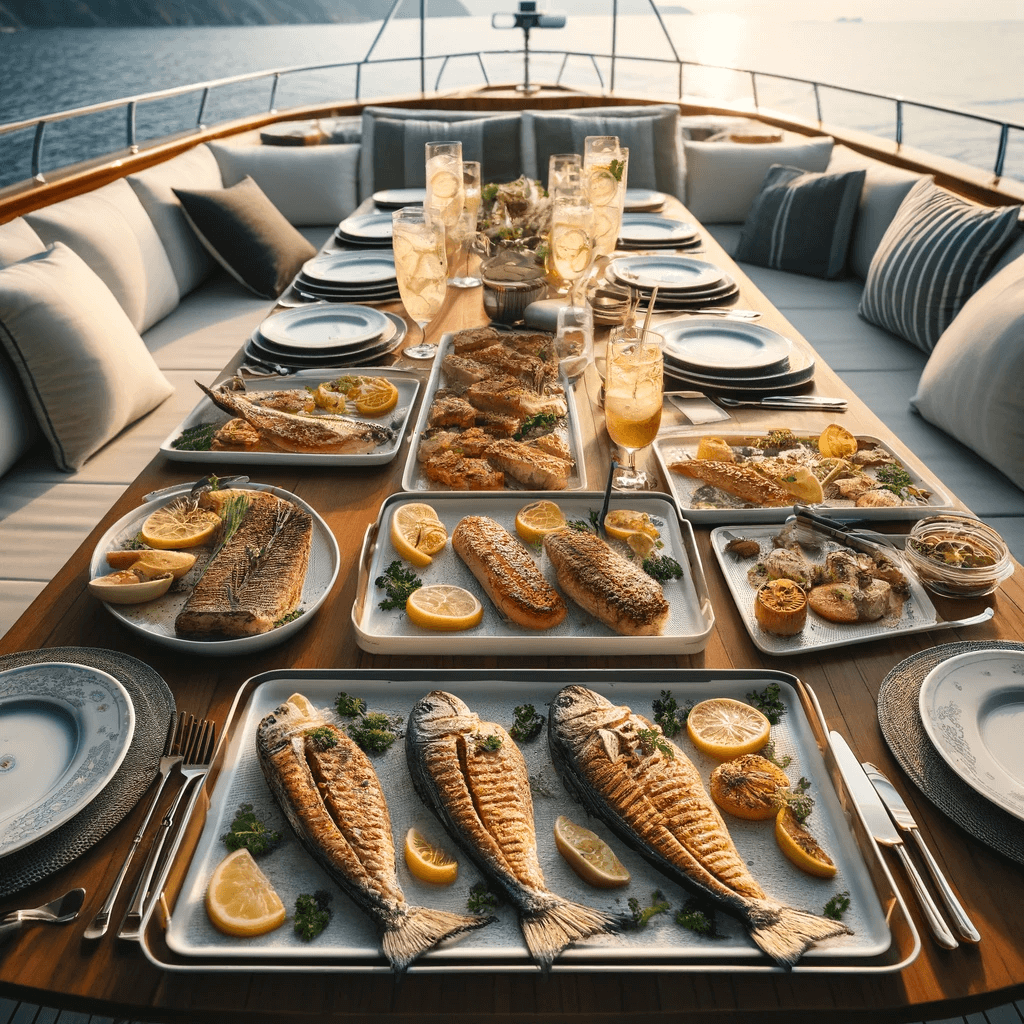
1, 43, 1021, 187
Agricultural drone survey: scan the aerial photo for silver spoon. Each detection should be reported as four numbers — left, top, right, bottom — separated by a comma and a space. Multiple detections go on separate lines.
0, 887, 86, 946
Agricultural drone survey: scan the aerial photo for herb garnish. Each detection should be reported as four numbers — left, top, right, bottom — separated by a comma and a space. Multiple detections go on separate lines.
375, 560, 423, 611
761, 740, 792, 771
294, 891, 332, 941
875, 463, 913, 494
335, 691, 368, 718
642, 553, 684, 581
782, 777, 814, 823
609, 159, 625, 182
510, 704, 544, 742
823, 891, 851, 921
675, 898, 719, 937
347, 712, 400, 754
513, 411, 557, 441
627, 890, 671, 929
636, 728, 674, 759
221, 803, 282, 856
652, 690, 692, 737
467, 882, 500, 915
172, 423, 217, 452
273, 609, 305, 628
304, 726, 338, 751
476, 733, 503, 753
746, 682, 786, 725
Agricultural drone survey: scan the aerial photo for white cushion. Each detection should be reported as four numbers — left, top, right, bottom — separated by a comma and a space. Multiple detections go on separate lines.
208, 141, 360, 226
683, 136, 833, 223
25, 179, 180, 332
0, 243, 174, 471
0, 218, 45, 268
127, 144, 223, 297
912, 253, 1024, 490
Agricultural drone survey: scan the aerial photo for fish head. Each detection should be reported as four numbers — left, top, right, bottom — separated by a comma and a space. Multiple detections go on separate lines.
549, 686, 633, 748
256, 692, 325, 755
408, 690, 475, 741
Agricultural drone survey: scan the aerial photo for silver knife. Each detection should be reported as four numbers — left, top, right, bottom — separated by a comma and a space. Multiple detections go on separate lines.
863, 762, 981, 943
717, 396, 848, 411
830, 732, 958, 949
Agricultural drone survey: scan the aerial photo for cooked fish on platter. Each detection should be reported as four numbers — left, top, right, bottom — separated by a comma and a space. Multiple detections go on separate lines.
406, 691, 624, 968
547, 686, 850, 967
257, 693, 490, 971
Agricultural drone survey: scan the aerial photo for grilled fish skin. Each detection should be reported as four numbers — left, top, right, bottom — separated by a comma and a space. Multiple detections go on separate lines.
466, 378, 568, 420
256, 693, 491, 972
547, 686, 850, 967
484, 438, 571, 490
669, 459, 793, 506
406, 691, 623, 969
198, 382, 394, 455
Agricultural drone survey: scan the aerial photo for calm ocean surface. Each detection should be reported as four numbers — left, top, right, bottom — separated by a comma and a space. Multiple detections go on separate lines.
1, 14, 1022, 187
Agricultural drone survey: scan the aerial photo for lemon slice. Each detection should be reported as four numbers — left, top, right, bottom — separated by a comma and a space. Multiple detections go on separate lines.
428, 168, 461, 201
710, 754, 791, 820
140, 498, 222, 550
515, 500, 567, 544
404, 827, 459, 885
406, 585, 483, 631
350, 378, 399, 417
553, 815, 630, 888
390, 503, 448, 567
205, 848, 286, 937
604, 509, 660, 557
588, 166, 619, 204
774, 466, 824, 504
686, 698, 771, 760
775, 806, 837, 877
818, 424, 858, 459
754, 579, 808, 636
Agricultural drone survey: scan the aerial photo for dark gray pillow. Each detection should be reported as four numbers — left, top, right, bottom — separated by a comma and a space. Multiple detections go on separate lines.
734, 164, 866, 279
859, 177, 1023, 352
173, 175, 315, 299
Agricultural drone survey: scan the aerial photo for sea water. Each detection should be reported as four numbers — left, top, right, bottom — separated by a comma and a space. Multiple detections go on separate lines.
1, 14, 1022, 187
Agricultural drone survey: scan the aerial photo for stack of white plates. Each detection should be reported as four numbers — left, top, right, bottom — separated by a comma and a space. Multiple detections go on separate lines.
623, 188, 667, 212
245, 304, 407, 369
372, 188, 426, 209
658, 318, 815, 393
607, 254, 739, 309
334, 211, 394, 248
292, 251, 400, 304
617, 213, 701, 251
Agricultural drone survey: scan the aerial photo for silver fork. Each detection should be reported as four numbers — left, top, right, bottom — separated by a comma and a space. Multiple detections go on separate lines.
83, 712, 185, 940
117, 717, 217, 942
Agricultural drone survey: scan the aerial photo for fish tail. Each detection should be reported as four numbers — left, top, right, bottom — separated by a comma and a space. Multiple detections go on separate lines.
521, 896, 625, 971
747, 899, 852, 968
382, 906, 494, 973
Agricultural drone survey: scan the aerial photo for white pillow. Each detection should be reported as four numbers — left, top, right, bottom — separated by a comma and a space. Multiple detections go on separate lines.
208, 141, 360, 226
912, 252, 1024, 490
25, 179, 180, 333
0, 218, 45, 268
683, 136, 834, 223
0, 243, 174, 471
127, 144, 223, 297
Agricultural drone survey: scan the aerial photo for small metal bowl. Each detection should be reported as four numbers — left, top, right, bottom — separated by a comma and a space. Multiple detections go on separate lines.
904, 514, 1014, 598
481, 253, 548, 324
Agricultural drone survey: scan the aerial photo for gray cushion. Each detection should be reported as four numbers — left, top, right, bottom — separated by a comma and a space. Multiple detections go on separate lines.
173, 176, 316, 299
912, 252, 1024, 491
735, 165, 865, 279
859, 178, 1022, 353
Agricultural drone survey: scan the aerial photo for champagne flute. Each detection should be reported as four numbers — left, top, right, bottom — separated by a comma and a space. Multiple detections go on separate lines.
584, 136, 629, 258
425, 140, 465, 231
604, 327, 663, 489
446, 209, 480, 289
392, 206, 448, 360
549, 193, 594, 299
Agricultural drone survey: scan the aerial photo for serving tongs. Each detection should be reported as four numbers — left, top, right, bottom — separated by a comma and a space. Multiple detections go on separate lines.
787, 504, 901, 558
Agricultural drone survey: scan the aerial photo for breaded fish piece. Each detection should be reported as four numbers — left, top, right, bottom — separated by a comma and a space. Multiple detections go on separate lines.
670, 459, 793, 506
428, 393, 477, 430
484, 438, 571, 490
211, 417, 261, 450
466, 378, 567, 419
441, 353, 493, 388
533, 433, 572, 463
423, 451, 504, 490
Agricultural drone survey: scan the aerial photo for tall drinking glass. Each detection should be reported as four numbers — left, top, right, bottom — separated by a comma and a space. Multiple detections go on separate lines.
584, 136, 628, 257
604, 328, 663, 489
549, 193, 594, 299
548, 152, 582, 196
446, 209, 480, 289
463, 160, 482, 226
392, 207, 448, 360
425, 141, 465, 231
555, 302, 594, 384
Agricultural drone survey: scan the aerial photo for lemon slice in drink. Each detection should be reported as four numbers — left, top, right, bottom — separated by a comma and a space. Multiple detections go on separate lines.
775, 806, 837, 878
553, 815, 630, 888
404, 827, 459, 885
428, 168, 460, 201
686, 698, 771, 760
141, 498, 222, 550
390, 503, 448, 567
406, 585, 483, 631
205, 849, 286, 937
588, 166, 619, 204
515, 500, 567, 544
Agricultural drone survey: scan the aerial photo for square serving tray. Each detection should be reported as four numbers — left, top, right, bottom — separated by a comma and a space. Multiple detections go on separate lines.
141, 668, 920, 975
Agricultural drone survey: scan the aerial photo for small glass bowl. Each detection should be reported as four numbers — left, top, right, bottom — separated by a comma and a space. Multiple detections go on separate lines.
904, 514, 1014, 598
481, 252, 548, 324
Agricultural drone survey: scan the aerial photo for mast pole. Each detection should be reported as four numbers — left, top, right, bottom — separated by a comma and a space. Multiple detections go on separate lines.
420, 0, 426, 94
610, 0, 618, 93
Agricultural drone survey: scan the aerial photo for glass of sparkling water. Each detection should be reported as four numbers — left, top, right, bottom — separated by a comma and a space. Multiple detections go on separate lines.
446, 209, 481, 289
463, 160, 481, 227
393, 206, 448, 360
549, 193, 594, 299
583, 137, 628, 258
425, 140, 465, 232
555, 302, 594, 384
548, 152, 583, 197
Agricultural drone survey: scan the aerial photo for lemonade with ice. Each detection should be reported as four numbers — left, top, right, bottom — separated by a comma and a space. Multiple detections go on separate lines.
584, 136, 628, 257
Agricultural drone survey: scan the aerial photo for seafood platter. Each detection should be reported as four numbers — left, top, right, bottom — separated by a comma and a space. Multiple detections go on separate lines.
402, 328, 588, 492
160, 369, 419, 466
653, 427, 952, 524
87, 479, 340, 655
145, 668, 919, 974
352, 492, 714, 655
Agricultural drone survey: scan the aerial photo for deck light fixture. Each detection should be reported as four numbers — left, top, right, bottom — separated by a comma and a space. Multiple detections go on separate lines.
492, 1, 567, 93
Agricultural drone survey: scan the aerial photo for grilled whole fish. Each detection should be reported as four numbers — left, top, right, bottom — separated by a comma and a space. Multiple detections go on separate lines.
406, 691, 623, 969
197, 382, 394, 454
256, 693, 491, 972
669, 460, 793, 507
547, 686, 850, 967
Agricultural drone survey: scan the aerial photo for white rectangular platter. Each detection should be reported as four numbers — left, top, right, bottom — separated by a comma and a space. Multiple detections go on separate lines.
401, 332, 588, 491
653, 430, 952, 524
158, 671, 896, 973
352, 491, 713, 655
159, 367, 420, 466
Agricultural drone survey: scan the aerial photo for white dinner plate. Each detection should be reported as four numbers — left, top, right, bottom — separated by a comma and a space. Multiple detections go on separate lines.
245, 313, 407, 368
918, 649, 1024, 821
608, 255, 725, 292
256, 314, 396, 358
372, 187, 426, 209
336, 211, 394, 242
623, 188, 667, 211
258, 305, 391, 351
618, 213, 699, 245
660, 320, 793, 377
301, 251, 396, 286
0, 663, 135, 857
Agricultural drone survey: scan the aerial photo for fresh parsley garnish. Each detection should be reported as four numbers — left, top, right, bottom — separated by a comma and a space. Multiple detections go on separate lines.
335, 691, 368, 718
294, 891, 332, 941
760, 740, 792, 771
609, 158, 625, 182
628, 890, 670, 929
510, 704, 544, 742
675, 897, 719, 937
467, 882, 500, 915
513, 411, 557, 441
375, 560, 423, 611
304, 726, 338, 751
273, 609, 304, 628
642, 554, 684, 581
220, 803, 282, 856
875, 463, 913, 494
782, 776, 814, 823
824, 891, 851, 921
746, 682, 786, 725
347, 712, 400, 754
636, 728, 674, 760
476, 733, 503, 752
652, 690, 692, 737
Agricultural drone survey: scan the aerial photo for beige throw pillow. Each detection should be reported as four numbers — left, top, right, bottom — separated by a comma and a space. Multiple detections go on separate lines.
0, 243, 174, 471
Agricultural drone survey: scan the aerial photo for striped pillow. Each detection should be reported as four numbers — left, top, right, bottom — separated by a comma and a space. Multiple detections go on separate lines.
734, 164, 866, 279
858, 178, 1022, 352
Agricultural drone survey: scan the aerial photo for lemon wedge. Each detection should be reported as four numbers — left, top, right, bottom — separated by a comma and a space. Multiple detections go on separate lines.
205, 849, 286, 937
603, 509, 660, 557
686, 698, 771, 760
406, 585, 483, 631
775, 806, 837, 878
553, 815, 630, 888
390, 503, 448, 567
404, 827, 459, 885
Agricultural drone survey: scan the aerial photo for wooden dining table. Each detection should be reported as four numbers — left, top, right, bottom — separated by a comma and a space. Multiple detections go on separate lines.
1, 202, 1022, 1024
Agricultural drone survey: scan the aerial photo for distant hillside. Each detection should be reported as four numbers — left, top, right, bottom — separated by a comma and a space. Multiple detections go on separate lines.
0, 0, 469, 29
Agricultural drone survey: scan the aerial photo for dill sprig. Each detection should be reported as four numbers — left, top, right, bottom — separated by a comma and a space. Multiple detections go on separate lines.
220, 803, 282, 856
823, 891, 851, 921
746, 682, 786, 725
294, 891, 332, 942
172, 422, 217, 452
627, 890, 671, 929
642, 554, 684, 582
510, 704, 545, 742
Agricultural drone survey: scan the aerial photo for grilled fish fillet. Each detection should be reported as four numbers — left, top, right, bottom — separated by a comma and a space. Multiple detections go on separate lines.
257, 694, 490, 972
484, 439, 571, 490
428, 393, 478, 429
548, 686, 850, 966
175, 491, 312, 637
466, 378, 567, 420
211, 418, 261, 450
669, 459, 793, 506
406, 691, 623, 968
451, 325, 506, 354
469, 344, 554, 390
423, 452, 504, 490
441, 353, 493, 388
198, 383, 393, 455
543, 530, 669, 635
